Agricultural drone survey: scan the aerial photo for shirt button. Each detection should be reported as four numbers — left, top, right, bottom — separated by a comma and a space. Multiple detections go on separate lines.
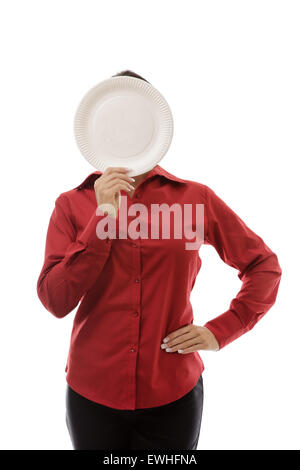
130, 348, 136, 353
133, 311, 139, 317
135, 278, 140, 283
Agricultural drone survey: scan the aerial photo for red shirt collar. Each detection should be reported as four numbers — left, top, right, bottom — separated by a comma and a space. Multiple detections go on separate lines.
74, 164, 187, 190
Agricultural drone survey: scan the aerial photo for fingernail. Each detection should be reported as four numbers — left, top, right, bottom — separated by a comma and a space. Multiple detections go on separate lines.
163, 337, 169, 343
178, 350, 183, 353
166, 348, 172, 352
129, 185, 135, 190
161, 344, 167, 349
129, 177, 135, 182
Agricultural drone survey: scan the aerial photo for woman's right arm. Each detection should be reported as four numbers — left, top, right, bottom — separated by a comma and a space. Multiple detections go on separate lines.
36, 167, 134, 319
36, 194, 113, 318
36, 167, 134, 318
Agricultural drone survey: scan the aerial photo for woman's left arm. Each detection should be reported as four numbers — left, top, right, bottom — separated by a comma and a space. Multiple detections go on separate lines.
202, 184, 282, 350
161, 184, 282, 353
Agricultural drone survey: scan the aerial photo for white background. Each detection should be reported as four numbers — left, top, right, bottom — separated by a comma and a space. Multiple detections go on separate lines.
0, 0, 298, 450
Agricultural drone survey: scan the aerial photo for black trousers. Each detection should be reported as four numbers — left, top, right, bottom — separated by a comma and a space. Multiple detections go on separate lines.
65, 375, 204, 450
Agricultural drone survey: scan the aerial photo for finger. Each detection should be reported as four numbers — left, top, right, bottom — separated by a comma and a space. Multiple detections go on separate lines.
100, 178, 134, 192
94, 176, 101, 187
178, 343, 206, 354
163, 324, 193, 343
94, 174, 134, 189
104, 181, 134, 193
162, 332, 196, 349
105, 182, 134, 194
103, 172, 135, 185
163, 338, 204, 353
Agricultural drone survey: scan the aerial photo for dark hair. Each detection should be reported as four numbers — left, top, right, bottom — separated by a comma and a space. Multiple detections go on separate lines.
111, 69, 150, 84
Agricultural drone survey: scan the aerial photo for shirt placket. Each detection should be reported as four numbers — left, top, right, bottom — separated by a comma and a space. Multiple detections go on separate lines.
127, 190, 142, 409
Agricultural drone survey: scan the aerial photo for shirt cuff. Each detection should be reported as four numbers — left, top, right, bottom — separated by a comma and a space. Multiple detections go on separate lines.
203, 310, 245, 350
77, 209, 115, 251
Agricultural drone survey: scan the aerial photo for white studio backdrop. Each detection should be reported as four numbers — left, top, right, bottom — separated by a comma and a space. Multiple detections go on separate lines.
0, 0, 299, 450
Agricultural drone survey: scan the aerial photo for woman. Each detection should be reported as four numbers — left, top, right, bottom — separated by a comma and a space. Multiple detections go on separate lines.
36, 70, 282, 450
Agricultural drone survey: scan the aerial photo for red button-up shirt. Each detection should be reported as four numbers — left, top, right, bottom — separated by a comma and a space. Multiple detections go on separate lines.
36, 164, 282, 410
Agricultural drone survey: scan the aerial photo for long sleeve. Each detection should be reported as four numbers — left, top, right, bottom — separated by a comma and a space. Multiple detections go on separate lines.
36, 194, 113, 318
202, 185, 282, 349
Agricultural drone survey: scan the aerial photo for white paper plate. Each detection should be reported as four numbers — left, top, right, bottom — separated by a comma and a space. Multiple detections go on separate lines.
74, 76, 173, 177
